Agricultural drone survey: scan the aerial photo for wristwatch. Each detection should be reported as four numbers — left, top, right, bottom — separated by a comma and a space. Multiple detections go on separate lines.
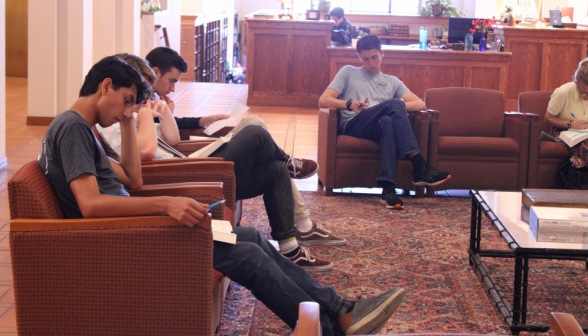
568, 121, 572, 129
346, 100, 353, 111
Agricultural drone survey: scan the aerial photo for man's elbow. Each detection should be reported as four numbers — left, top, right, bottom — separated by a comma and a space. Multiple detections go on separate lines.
139, 146, 157, 161
318, 95, 328, 108
127, 177, 143, 190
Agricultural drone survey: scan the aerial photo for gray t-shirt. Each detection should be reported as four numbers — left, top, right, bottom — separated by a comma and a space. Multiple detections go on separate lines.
38, 111, 129, 219
327, 65, 410, 130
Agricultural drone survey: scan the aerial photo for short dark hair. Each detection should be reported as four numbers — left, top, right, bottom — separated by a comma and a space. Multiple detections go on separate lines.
79, 56, 150, 105
356, 35, 382, 54
330, 7, 344, 18
145, 47, 188, 75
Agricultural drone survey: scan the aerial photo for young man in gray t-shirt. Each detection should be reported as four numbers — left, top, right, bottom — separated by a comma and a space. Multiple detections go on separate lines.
319, 35, 450, 209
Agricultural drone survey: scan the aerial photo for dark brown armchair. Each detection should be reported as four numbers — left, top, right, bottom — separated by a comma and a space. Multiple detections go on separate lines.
518, 91, 570, 189
317, 108, 430, 197
8, 160, 230, 335
425, 88, 531, 192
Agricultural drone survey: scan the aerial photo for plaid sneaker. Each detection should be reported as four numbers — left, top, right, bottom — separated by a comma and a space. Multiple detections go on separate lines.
338, 288, 405, 335
296, 222, 348, 246
412, 165, 451, 186
286, 157, 319, 179
380, 188, 404, 210
287, 246, 333, 272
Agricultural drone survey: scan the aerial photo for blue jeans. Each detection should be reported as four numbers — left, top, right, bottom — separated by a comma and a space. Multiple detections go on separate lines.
342, 99, 420, 185
213, 226, 344, 335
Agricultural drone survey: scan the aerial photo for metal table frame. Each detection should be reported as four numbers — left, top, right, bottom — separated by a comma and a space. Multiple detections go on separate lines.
468, 190, 588, 334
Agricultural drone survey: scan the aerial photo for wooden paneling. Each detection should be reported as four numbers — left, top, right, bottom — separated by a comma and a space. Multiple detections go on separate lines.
6, 0, 27, 77
246, 19, 334, 107
180, 15, 198, 82
495, 26, 588, 108
329, 47, 511, 100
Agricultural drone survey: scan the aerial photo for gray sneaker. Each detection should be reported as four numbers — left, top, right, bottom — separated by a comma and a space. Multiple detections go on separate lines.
296, 222, 348, 246
337, 288, 405, 335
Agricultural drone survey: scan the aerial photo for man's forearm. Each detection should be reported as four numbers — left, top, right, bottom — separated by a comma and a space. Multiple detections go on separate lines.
158, 105, 181, 145
404, 100, 426, 112
80, 194, 170, 218
119, 119, 143, 185
319, 96, 348, 110
135, 112, 159, 160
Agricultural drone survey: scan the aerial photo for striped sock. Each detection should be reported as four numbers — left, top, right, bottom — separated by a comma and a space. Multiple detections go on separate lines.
279, 237, 300, 258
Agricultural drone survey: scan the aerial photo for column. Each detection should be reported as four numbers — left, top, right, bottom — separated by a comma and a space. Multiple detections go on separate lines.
0, 0, 6, 170
27, 0, 93, 123
93, 0, 140, 64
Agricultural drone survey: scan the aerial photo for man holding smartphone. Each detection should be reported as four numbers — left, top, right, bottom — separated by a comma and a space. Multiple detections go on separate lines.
319, 35, 450, 209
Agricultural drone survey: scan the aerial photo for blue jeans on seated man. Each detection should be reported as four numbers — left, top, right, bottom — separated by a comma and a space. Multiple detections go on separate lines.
341, 99, 420, 186
213, 226, 348, 335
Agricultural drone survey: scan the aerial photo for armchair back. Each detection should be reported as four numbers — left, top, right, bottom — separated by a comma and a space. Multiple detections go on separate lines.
425, 88, 506, 137
518, 91, 554, 132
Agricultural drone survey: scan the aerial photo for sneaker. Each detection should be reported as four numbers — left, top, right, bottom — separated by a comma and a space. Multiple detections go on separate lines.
286, 157, 319, 179
412, 165, 451, 187
380, 188, 404, 210
287, 246, 333, 272
338, 288, 405, 335
296, 222, 348, 246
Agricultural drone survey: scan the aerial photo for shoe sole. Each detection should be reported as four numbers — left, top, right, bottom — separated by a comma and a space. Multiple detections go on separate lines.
379, 199, 404, 210
300, 262, 334, 272
346, 288, 406, 335
412, 174, 452, 187
292, 163, 320, 180
297, 238, 348, 247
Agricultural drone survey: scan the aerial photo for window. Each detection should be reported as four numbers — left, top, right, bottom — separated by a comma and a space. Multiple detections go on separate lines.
297, 0, 421, 15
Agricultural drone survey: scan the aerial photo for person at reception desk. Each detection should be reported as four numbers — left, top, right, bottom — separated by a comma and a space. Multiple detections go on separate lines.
546, 58, 588, 169
330, 7, 357, 44
318, 35, 451, 209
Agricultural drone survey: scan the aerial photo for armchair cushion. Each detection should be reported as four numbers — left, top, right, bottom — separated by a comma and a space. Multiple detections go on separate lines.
540, 142, 571, 160
438, 136, 519, 159
336, 136, 380, 156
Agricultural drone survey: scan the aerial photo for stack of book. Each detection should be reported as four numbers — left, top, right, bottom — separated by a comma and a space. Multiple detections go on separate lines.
524, 189, 588, 243
388, 23, 410, 37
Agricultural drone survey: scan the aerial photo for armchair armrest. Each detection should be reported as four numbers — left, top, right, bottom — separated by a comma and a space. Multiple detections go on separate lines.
526, 113, 542, 188
550, 312, 585, 336
505, 112, 531, 190
424, 109, 440, 166
318, 108, 339, 188
409, 110, 431, 158
142, 161, 235, 174
141, 157, 223, 166
172, 140, 215, 157
293, 302, 321, 336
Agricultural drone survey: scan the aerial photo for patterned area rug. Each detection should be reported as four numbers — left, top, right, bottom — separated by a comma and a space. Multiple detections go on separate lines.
217, 192, 588, 335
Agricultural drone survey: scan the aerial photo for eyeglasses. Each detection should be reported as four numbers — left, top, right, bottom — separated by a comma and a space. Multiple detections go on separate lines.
576, 83, 588, 97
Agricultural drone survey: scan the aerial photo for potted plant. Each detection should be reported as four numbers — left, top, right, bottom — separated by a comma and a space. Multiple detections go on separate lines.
318, 0, 331, 14
470, 19, 492, 51
419, 0, 464, 18
500, 5, 515, 26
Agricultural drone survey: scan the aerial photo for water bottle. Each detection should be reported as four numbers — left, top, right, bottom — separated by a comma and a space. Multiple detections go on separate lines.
419, 26, 427, 50
465, 33, 474, 51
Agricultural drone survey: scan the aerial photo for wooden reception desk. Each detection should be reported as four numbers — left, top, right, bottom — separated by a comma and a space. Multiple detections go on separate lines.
245, 18, 334, 107
494, 26, 588, 109
328, 46, 512, 100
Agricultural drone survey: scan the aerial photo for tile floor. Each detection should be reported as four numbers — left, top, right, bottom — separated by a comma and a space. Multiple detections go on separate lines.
0, 79, 324, 333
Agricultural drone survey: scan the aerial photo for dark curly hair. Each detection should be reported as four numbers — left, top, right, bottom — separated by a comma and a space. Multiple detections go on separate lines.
79, 56, 150, 105
145, 47, 188, 75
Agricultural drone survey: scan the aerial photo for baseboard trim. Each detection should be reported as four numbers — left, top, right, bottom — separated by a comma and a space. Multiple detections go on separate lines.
0, 157, 7, 172
27, 116, 54, 126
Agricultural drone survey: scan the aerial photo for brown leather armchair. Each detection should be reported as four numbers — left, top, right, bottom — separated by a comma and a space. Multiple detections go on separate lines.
318, 108, 430, 197
8, 161, 229, 335
518, 91, 570, 189
425, 88, 531, 192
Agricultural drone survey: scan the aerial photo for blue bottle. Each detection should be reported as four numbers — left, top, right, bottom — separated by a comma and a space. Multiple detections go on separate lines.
419, 26, 427, 50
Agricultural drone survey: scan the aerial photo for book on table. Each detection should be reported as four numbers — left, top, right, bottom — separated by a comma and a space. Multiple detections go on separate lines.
522, 189, 588, 209
212, 220, 236, 244
529, 206, 588, 243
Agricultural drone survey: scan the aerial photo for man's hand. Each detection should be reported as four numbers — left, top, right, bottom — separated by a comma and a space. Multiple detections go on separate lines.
199, 114, 230, 128
164, 197, 208, 227
164, 96, 175, 114
571, 120, 587, 129
350, 100, 369, 114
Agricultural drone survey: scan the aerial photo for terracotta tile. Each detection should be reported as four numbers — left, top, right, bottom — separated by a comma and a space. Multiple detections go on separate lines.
0, 305, 17, 330
0, 286, 13, 304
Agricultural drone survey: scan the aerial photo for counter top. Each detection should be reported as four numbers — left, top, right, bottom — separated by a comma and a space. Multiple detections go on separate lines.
328, 45, 512, 60
494, 26, 588, 38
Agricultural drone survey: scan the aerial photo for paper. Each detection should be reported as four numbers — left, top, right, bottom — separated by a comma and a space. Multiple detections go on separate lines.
203, 102, 250, 135
188, 134, 233, 158
211, 220, 236, 244
190, 135, 218, 141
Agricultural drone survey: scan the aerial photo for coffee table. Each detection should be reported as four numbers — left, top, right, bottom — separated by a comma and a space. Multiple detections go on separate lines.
468, 190, 588, 334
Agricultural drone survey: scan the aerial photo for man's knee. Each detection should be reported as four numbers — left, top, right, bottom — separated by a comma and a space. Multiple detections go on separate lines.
234, 226, 264, 243
381, 98, 407, 114
242, 115, 268, 129
237, 124, 272, 144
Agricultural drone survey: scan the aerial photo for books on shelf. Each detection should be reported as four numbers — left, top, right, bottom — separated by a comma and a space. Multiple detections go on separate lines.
530, 206, 588, 243
212, 220, 236, 244
522, 189, 588, 209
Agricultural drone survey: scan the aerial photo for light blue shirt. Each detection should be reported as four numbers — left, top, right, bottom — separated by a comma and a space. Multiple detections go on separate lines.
327, 65, 410, 131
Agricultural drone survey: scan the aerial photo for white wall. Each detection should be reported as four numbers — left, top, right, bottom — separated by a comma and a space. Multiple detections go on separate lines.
238, 0, 280, 19
93, 0, 140, 64
182, 0, 203, 13
0, 0, 5, 167
568, 0, 588, 24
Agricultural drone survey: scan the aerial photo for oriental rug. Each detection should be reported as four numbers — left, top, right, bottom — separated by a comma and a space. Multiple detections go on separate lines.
217, 192, 588, 336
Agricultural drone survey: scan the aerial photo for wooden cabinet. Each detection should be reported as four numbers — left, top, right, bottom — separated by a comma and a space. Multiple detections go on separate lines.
180, 13, 229, 83
495, 27, 588, 109
246, 19, 335, 107
328, 47, 512, 99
